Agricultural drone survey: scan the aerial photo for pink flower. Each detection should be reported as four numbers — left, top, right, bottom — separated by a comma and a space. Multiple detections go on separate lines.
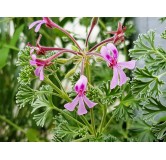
100, 43, 136, 89
64, 75, 97, 115
30, 54, 51, 80
29, 17, 53, 32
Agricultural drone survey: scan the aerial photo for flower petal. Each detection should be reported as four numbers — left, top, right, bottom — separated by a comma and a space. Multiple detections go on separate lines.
110, 67, 119, 89
31, 54, 36, 60
39, 67, 44, 80
74, 75, 88, 93
100, 46, 111, 63
30, 60, 36, 66
64, 95, 79, 111
83, 95, 97, 108
35, 21, 45, 32
118, 60, 136, 70
29, 20, 42, 29
77, 97, 87, 115
30, 48, 34, 55
118, 67, 127, 86
107, 43, 118, 59
34, 66, 43, 77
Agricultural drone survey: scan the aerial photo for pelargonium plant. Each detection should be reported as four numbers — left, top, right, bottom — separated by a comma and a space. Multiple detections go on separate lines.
16, 17, 166, 142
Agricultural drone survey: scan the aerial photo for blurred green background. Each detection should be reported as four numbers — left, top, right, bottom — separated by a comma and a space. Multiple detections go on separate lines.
0, 17, 135, 141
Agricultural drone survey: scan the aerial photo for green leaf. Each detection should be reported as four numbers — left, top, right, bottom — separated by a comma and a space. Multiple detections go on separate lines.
129, 30, 155, 59
0, 24, 24, 69
112, 84, 137, 120
129, 118, 156, 142
17, 65, 34, 85
16, 85, 36, 108
161, 30, 166, 39
143, 97, 166, 123
152, 121, 166, 140
53, 114, 88, 142
0, 48, 9, 69
31, 85, 54, 127
145, 48, 166, 74
16, 47, 35, 85
129, 30, 166, 74
16, 47, 31, 67
131, 67, 164, 98
10, 24, 24, 46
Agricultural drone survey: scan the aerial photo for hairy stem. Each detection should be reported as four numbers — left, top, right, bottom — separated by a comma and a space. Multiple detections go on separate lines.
52, 106, 85, 127
102, 114, 115, 132
51, 21, 83, 51
85, 63, 96, 137
44, 77, 71, 102
80, 116, 93, 134
88, 37, 114, 52
98, 103, 107, 134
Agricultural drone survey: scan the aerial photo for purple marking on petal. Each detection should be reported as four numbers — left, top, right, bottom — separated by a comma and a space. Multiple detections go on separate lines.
35, 21, 45, 32
118, 60, 136, 70
77, 97, 87, 115
100, 46, 111, 63
110, 67, 119, 89
80, 83, 85, 90
106, 54, 111, 60
74, 75, 88, 93
39, 67, 44, 80
107, 43, 118, 59
118, 67, 127, 86
64, 96, 79, 111
29, 20, 42, 29
83, 95, 97, 108
75, 85, 79, 92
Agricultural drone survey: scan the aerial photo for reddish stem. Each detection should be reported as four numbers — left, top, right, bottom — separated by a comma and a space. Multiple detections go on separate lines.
88, 37, 114, 52
85, 17, 98, 47
46, 49, 79, 62
88, 34, 124, 52
87, 52, 103, 58
50, 21, 83, 52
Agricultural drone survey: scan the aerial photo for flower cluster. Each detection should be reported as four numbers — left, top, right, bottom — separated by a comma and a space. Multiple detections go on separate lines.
28, 17, 136, 115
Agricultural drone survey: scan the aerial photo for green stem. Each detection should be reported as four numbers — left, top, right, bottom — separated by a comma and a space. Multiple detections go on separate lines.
44, 76, 62, 94
98, 103, 107, 134
52, 106, 85, 127
44, 76, 71, 102
85, 63, 96, 137
90, 109, 96, 137
0, 115, 25, 134
35, 91, 61, 98
54, 74, 65, 92
155, 49, 166, 62
103, 115, 115, 132
80, 115, 93, 134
